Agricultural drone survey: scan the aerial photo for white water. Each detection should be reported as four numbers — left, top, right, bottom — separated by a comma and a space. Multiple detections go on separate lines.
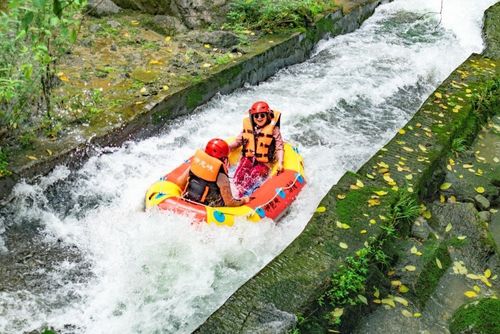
0, 0, 497, 332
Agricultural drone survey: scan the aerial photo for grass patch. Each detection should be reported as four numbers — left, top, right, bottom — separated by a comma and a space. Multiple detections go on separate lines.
224, 0, 337, 33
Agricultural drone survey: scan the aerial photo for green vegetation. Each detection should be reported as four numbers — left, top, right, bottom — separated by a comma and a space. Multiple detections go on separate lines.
0, 0, 86, 157
225, 0, 337, 32
0, 147, 10, 176
390, 191, 420, 226
449, 298, 500, 334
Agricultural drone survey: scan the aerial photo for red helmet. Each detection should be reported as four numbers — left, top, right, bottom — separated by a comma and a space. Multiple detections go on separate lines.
205, 138, 229, 159
249, 101, 270, 115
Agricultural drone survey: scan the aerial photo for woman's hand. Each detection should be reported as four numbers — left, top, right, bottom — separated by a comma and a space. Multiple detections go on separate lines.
277, 162, 284, 174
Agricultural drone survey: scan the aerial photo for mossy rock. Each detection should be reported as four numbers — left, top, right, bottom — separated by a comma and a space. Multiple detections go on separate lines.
449, 298, 500, 334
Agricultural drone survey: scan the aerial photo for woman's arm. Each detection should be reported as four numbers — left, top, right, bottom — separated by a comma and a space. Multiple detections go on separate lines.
228, 132, 244, 150
273, 127, 284, 171
217, 173, 248, 207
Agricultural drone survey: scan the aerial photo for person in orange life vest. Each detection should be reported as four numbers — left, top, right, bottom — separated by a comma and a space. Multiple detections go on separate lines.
229, 101, 284, 197
182, 138, 250, 207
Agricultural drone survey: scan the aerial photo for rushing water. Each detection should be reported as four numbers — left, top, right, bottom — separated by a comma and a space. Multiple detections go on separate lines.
0, 0, 497, 332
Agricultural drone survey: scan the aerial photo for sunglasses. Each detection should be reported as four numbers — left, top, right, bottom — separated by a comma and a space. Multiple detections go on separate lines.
253, 112, 268, 119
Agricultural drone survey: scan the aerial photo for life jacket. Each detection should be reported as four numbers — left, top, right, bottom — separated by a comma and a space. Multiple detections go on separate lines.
183, 149, 227, 206
242, 110, 281, 163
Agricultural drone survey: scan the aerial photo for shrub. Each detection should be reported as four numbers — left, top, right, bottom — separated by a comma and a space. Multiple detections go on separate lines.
225, 0, 336, 32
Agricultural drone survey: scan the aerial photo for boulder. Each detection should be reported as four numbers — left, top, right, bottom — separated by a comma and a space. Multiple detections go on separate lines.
149, 15, 188, 34
87, 0, 121, 17
478, 211, 492, 222
111, 0, 230, 28
474, 194, 490, 211
411, 216, 431, 240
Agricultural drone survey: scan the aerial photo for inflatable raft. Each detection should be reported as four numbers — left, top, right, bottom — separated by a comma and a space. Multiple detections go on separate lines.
145, 141, 306, 226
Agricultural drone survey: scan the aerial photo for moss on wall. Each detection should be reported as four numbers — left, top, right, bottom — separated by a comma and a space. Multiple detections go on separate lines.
449, 298, 500, 334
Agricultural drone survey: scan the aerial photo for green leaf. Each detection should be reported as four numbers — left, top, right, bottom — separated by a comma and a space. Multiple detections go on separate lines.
33, 0, 47, 9
53, 0, 63, 18
21, 11, 34, 31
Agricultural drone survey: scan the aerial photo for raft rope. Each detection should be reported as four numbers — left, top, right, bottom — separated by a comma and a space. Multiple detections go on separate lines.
417, 0, 444, 27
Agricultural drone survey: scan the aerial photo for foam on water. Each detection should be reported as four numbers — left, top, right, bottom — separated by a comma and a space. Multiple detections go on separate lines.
0, 0, 497, 332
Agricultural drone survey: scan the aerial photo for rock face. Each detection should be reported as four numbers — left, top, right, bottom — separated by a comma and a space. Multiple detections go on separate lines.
87, 0, 122, 17
111, 0, 230, 28
186, 30, 240, 48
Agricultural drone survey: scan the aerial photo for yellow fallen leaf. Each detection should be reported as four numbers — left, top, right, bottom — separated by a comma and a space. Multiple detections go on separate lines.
463, 163, 474, 168
369, 219, 377, 225
337, 194, 346, 199
331, 307, 343, 318
27, 155, 38, 160
485, 269, 492, 278
418, 144, 427, 152
360, 229, 367, 234
413, 312, 422, 318
336, 221, 350, 229
162, 85, 169, 91
316, 206, 326, 213
475, 187, 485, 194
356, 179, 364, 188
394, 296, 408, 306
410, 246, 418, 254
473, 285, 481, 293
458, 236, 467, 240
149, 59, 162, 65
405, 265, 416, 272
407, 187, 414, 193
464, 291, 477, 298
378, 161, 389, 168
436, 258, 442, 269
403, 146, 414, 152
445, 223, 452, 233
399, 285, 409, 293
401, 309, 413, 318
381, 298, 396, 308
434, 92, 442, 99
480, 276, 492, 287
440, 182, 452, 190
373, 289, 380, 298
57, 73, 69, 82
368, 198, 381, 207
405, 174, 413, 180
466, 274, 481, 280
202, 63, 212, 68
373, 190, 388, 196
339, 242, 348, 249
440, 194, 445, 203
391, 280, 402, 287
423, 211, 432, 219
46, 149, 53, 156
350, 184, 360, 190
373, 299, 381, 304
130, 20, 139, 26
399, 129, 406, 134
203, 44, 211, 48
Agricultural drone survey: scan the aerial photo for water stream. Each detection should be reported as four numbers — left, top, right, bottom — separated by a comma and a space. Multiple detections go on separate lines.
0, 0, 497, 332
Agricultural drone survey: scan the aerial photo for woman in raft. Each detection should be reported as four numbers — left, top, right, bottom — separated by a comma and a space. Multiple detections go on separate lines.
229, 101, 284, 197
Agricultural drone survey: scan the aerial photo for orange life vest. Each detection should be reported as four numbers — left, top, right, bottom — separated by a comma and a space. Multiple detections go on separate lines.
242, 111, 281, 163
183, 150, 227, 205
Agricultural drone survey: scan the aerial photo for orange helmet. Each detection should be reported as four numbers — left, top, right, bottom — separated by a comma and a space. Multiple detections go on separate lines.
249, 101, 270, 115
205, 138, 229, 159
